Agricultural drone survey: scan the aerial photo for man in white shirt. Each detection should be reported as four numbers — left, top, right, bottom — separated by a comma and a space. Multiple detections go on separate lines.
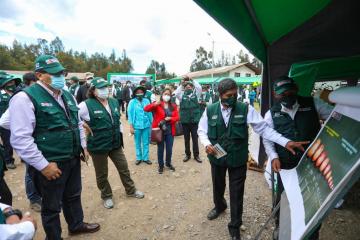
0, 202, 37, 240
263, 76, 333, 240
197, 78, 308, 240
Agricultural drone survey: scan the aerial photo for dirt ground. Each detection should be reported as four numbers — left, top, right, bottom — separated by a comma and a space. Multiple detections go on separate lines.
4, 115, 360, 240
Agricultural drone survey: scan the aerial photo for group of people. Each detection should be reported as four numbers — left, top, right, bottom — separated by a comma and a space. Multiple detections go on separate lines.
0, 54, 332, 240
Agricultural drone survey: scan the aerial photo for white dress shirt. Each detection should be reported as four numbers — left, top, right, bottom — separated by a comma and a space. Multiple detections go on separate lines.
0, 203, 35, 240
9, 82, 87, 171
174, 80, 202, 101
263, 97, 334, 162
198, 104, 290, 148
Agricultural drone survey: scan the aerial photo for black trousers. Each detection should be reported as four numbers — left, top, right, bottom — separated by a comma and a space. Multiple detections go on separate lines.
182, 123, 199, 157
29, 158, 84, 240
125, 100, 130, 119
211, 163, 247, 237
275, 173, 320, 240
0, 128, 14, 165
118, 99, 125, 112
0, 177, 12, 205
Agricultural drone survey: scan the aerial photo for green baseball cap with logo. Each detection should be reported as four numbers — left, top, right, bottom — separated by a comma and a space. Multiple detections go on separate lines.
70, 76, 79, 82
90, 77, 108, 89
35, 55, 65, 74
0, 71, 21, 88
273, 76, 297, 95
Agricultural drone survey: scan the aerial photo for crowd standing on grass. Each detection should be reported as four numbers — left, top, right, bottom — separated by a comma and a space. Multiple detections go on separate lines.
0, 55, 311, 240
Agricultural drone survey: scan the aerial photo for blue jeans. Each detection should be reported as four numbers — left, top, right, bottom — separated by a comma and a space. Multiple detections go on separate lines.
25, 163, 41, 204
134, 127, 150, 161
29, 158, 84, 240
157, 133, 174, 167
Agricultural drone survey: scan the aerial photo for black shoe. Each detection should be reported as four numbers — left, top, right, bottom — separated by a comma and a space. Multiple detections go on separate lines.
166, 164, 175, 171
158, 166, 164, 174
144, 160, 152, 165
183, 155, 191, 162
194, 156, 202, 163
135, 160, 141, 165
207, 208, 226, 220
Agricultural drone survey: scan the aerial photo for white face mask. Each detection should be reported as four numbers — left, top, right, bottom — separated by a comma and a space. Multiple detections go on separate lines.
97, 88, 109, 99
162, 95, 171, 102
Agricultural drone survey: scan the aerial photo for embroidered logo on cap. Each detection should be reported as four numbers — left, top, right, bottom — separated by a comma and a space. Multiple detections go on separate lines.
45, 58, 59, 64
277, 80, 292, 87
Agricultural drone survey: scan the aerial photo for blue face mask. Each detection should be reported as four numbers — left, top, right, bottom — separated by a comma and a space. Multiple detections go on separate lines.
50, 75, 65, 90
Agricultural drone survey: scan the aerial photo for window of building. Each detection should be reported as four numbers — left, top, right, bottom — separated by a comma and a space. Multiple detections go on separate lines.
245, 73, 252, 77
235, 72, 241, 77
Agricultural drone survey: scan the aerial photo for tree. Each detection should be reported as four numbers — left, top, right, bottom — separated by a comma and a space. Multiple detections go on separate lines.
145, 60, 174, 79
189, 46, 212, 72
50, 37, 64, 54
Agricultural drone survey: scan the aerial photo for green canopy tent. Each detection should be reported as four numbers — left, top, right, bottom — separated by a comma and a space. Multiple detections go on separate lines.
194, 0, 360, 167
289, 55, 360, 95
154, 77, 181, 85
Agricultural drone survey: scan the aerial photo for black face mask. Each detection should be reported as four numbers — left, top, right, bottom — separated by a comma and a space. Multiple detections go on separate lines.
279, 94, 297, 109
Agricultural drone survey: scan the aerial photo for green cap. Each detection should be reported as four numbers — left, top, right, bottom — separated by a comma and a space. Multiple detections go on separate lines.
70, 76, 79, 82
90, 77, 108, 89
132, 85, 146, 98
35, 55, 65, 74
273, 76, 296, 95
0, 71, 21, 88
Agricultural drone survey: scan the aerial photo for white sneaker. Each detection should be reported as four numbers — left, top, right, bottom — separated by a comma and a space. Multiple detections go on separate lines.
127, 190, 145, 199
103, 198, 114, 209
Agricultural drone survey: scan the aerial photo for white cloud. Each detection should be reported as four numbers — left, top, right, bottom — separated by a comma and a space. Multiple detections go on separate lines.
0, 0, 251, 75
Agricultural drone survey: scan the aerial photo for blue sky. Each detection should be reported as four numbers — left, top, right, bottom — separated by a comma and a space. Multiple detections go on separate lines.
0, 0, 250, 75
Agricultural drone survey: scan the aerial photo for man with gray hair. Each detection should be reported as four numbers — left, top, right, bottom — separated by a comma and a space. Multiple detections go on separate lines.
198, 78, 309, 240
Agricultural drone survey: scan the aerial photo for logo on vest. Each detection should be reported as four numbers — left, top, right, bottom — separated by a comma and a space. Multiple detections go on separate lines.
94, 110, 103, 114
40, 102, 53, 107
298, 107, 312, 112
211, 115, 218, 120
234, 114, 244, 118
274, 112, 282, 118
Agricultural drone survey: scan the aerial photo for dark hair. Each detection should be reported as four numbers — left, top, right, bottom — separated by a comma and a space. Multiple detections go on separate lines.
218, 78, 237, 95
87, 86, 97, 98
160, 88, 174, 111
140, 80, 146, 85
23, 72, 37, 86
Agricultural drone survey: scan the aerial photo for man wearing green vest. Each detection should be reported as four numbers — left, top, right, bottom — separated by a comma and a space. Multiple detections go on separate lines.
198, 78, 309, 240
140, 80, 156, 103
0, 71, 21, 170
69, 76, 80, 96
9, 55, 100, 240
79, 77, 144, 209
112, 81, 125, 112
175, 76, 203, 163
199, 85, 212, 115
263, 76, 333, 240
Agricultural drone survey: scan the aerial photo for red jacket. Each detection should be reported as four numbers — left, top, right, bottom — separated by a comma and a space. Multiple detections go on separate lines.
144, 101, 180, 136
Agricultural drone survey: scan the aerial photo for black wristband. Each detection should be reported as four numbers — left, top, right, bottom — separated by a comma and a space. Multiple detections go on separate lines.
3, 209, 23, 219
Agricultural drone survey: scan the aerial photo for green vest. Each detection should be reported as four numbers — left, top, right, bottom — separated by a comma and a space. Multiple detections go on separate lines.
0, 208, 5, 224
180, 93, 201, 123
0, 91, 10, 117
114, 86, 122, 100
85, 97, 122, 153
211, 91, 219, 103
145, 90, 152, 102
200, 91, 211, 114
23, 84, 81, 162
271, 96, 321, 169
69, 83, 79, 96
207, 102, 249, 167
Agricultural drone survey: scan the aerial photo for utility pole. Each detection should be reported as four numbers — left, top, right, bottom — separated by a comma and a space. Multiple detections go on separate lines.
207, 32, 215, 68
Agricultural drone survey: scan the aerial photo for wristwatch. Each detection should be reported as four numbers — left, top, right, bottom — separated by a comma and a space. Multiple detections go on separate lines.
3, 209, 23, 219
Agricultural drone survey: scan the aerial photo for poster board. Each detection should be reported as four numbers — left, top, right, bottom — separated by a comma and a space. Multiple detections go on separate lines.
279, 87, 360, 240
107, 73, 156, 85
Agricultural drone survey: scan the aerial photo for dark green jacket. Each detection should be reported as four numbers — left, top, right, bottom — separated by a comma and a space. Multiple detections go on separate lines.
85, 97, 122, 153
200, 91, 211, 114
0, 91, 10, 117
145, 90, 153, 102
69, 83, 79, 96
271, 96, 321, 169
207, 101, 249, 167
23, 84, 81, 162
180, 93, 201, 124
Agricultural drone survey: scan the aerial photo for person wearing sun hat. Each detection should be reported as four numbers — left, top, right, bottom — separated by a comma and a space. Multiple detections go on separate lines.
8, 55, 100, 239
69, 76, 80, 96
78, 77, 144, 209
128, 85, 153, 165
0, 71, 21, 170
263, 75, 333, 240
